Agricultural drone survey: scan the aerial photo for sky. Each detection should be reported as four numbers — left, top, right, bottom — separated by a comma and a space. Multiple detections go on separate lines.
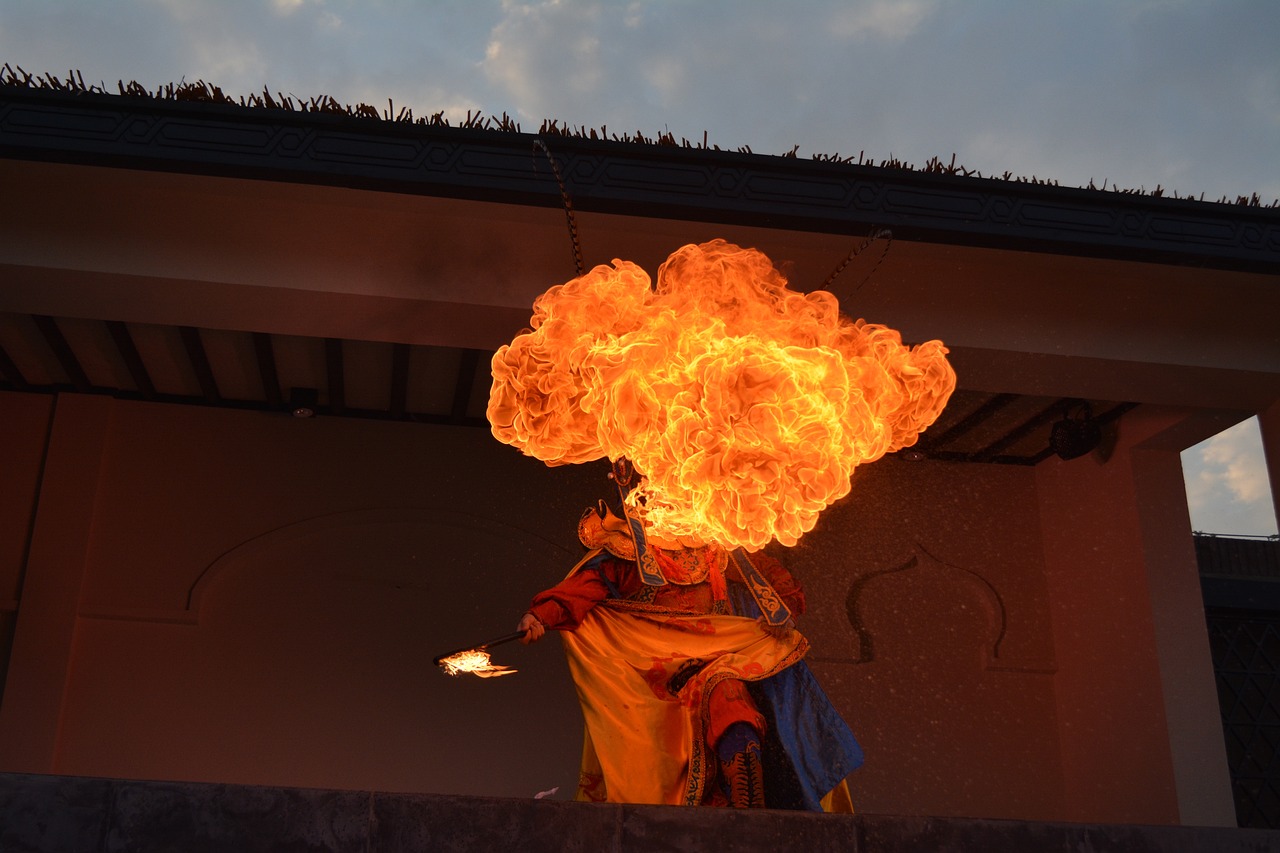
1183, 418, 1276, 537
0, 0, 1276, 534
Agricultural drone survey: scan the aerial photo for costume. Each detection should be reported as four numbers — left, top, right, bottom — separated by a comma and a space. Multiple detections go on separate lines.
526, 508, 863, 810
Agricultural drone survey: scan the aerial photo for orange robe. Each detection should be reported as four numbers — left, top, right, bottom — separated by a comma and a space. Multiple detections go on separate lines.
528, 548, 812, 806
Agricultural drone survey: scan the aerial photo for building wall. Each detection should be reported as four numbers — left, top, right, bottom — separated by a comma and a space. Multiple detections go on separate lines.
1036, 406, 1236, 826
1261, 399, 1280, 535
0, 392, 54, 707
0, 391, 602, 799
0, 389, 1231, 823
793, 457, 1064, 821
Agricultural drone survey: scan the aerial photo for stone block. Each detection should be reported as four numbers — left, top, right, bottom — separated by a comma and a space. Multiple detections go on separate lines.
0, 772, 112, 853
103, 779, 368, 853
619, 802, 859, 852
370, 791, 621, 852
856, 814, 1280, 853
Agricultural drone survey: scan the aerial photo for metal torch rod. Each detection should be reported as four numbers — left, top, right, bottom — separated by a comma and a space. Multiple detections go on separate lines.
432, 631, 527, 667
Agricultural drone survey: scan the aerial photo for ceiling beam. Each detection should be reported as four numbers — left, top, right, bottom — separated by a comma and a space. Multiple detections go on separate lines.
0, 342, 28, 389
325, 338, 345, 415
971, 400, 1068, 464
105, 320, 155, 399
922, 393, 1020, 451
389, 343, 410, 419
178, 326, 220, 402
251, 332, 281, 408
451, 349, 481, 424
31, 314, 89, 392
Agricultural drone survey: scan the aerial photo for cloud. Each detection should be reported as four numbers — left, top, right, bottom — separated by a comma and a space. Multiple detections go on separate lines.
828, 0, 938, 41
1182, 417, 1278, 536
623, 1, 644, 29
483, 0, 609, 120
1200, 421, 1272, 504
0, 0, 1274, 203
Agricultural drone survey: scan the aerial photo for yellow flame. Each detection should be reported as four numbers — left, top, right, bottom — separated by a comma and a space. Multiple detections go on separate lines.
438, 648, 517, 678
488, 239, 956, 550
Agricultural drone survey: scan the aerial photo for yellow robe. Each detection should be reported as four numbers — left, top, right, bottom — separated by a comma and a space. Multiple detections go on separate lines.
562, 600, 808, 806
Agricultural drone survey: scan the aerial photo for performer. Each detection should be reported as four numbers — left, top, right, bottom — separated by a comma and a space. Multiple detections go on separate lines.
518, 500, 863, 810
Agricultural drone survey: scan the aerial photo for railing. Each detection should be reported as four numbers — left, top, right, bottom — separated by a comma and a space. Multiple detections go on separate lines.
1196, 533, 1280, 580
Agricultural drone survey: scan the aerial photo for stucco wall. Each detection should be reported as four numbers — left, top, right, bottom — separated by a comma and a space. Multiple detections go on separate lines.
0, 390, 1230, 823
0, 392, 601, 798
791, 458, 1063, 820
1037, 407, 1236, 826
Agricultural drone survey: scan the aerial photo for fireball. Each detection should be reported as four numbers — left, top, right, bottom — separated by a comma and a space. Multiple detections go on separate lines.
487, 239, 955, 550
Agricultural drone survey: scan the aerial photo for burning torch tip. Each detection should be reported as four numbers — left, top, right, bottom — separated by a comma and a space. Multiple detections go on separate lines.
434, 631, 527, 678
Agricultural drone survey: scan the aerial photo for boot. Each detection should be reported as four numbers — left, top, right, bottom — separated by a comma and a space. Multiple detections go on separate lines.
717, 721, 766, 808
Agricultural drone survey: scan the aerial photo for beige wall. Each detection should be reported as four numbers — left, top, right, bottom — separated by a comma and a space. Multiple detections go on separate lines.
0, 390, 1236, 823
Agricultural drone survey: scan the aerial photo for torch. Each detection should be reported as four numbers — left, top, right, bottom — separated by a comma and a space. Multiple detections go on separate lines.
433, 630, 526, 678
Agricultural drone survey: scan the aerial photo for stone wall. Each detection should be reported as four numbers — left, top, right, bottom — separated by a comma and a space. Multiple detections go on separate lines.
3, 773, 1275, 853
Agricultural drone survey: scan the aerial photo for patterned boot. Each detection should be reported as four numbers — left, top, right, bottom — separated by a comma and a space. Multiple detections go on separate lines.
717, 721, 766, 808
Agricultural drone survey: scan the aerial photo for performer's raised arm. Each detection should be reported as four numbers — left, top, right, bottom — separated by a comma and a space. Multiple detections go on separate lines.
519, 559, 622, 642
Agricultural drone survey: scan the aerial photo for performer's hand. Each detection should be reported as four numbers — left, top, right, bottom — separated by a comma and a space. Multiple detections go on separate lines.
518, 612, 545, 644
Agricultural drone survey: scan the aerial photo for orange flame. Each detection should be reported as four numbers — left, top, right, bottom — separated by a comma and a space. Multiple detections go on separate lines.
437, 648, 518, 678
488, 239, 956, 550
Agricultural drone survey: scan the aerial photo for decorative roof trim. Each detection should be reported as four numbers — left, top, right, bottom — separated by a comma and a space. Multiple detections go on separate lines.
2, 85, 1277, 273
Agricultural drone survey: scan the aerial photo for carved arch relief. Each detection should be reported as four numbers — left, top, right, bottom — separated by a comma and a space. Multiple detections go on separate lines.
845, 542, 1008, 670
79, 507, 576, 625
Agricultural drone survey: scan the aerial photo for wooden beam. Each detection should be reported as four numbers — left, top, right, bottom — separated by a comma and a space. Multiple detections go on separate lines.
971, 401, 1066, 463
451, 349, 481, 424
325, 338, 345, 415
1029, 444, 1058, 465
389, 343, 410, 419
0, 342, 28, 389
31, 315, 90, 392
178, 326, 220, 402
922, 393, 1019, 450
251, 332, 281, 407
105, 320, 155, 399
1096, 401, 1140, 426
925, 450, 1037, 466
